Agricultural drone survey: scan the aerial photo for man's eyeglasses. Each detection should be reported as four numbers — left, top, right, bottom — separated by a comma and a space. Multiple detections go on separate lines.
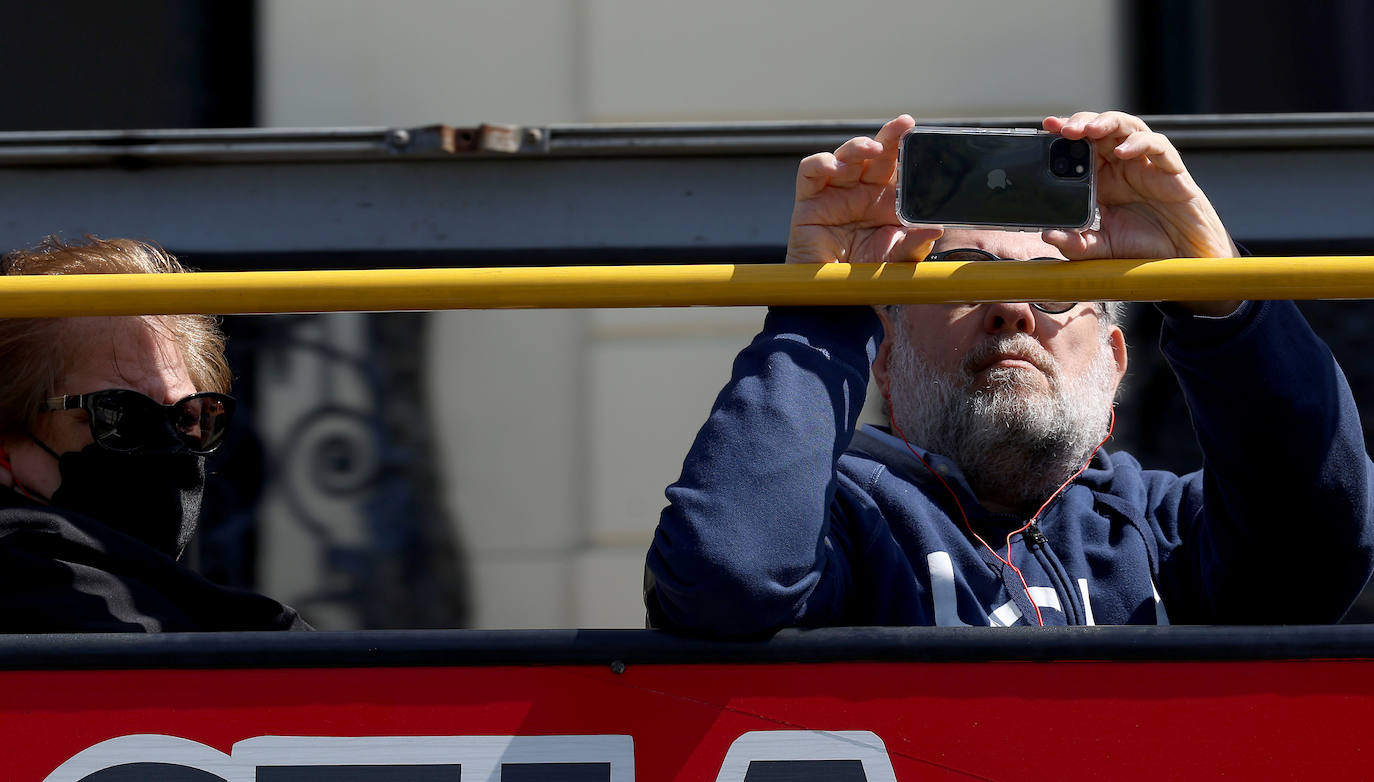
925, 247, 1077, 314
40, 390, 236, 455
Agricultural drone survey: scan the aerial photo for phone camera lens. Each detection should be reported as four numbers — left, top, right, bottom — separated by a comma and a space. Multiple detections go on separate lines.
1049, 138, 1088, 179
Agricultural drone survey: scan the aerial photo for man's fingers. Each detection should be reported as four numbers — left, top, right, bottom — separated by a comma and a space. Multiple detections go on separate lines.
1115, 130, 1186, 174
1083, 111, 1150, 139
834, 135, 882, 163
890, 227, 944, 262
1095, 110, 1152, 131
874, 114, 916, 148
1050, 111, 1151, 146
795, 151, 845, 199
1042, 228, 1109, 260
862, 115, 915, 185
827, 136, 884, 188
1065, 111, 1105, 129
1048, 111, 1105, 138
796, 116, 916, 197
1042, 115, 1065, 132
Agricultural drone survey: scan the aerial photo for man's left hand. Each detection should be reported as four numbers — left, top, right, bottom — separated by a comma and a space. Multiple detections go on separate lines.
1041, 111, 1240, 316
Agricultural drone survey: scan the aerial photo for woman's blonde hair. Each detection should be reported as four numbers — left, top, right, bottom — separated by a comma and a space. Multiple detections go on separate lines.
0, 236, 230, 436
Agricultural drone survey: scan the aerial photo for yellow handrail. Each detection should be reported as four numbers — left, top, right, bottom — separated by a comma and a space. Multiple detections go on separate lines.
1, 257, 1371, 317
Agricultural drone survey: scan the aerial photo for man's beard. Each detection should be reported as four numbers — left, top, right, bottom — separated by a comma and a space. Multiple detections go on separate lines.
886, 322, 1119, 513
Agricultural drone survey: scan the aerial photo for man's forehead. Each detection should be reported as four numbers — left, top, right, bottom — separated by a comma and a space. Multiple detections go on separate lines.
934, 229, 1066, 261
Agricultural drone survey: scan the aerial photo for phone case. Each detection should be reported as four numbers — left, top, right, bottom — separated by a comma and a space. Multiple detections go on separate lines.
895, 125, 1099, 232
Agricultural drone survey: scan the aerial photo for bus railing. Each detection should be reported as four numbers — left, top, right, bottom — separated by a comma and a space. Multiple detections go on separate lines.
2, 256, 1372, 316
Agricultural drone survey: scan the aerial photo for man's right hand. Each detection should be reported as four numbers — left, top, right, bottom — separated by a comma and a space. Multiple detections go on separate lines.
785, 114, 943, 266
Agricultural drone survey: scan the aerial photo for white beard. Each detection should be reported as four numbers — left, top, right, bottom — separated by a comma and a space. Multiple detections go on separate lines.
886, 323, 1119, 513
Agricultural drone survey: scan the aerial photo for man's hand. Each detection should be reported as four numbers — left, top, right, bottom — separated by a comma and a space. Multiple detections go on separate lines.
785, 115, 943, 265
1042, 111, 1241, 315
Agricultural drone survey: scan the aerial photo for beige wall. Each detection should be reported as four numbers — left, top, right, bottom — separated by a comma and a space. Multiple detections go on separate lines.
257, 0, 1127, 629
429, 307, 768, 628
261, 0, 1125, 125
260, 0, 585, 126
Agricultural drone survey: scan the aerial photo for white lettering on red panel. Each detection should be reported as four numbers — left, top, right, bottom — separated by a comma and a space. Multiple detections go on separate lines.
45, 730, 898, 781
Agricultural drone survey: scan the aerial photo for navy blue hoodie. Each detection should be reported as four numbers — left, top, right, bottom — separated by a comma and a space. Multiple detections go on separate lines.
646, 301, 1374, 635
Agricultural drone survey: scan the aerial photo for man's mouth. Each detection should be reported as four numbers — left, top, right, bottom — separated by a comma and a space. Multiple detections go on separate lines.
980, 354, 1039, 372
969, 350, 1050, 377
961, 336, 1060, 388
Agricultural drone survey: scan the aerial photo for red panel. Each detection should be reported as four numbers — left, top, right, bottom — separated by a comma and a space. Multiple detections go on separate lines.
6, 660, 1373, 780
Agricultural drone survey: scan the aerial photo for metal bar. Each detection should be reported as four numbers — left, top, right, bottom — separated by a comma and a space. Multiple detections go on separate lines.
1, 115, 1370, 258
0, 124, 514, 165
3, 625, 1374, 670
1, 257, 1371, 317
1, 114, 1372, 166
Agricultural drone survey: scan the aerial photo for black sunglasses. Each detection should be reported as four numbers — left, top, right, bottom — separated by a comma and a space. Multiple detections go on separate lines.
926, 247, 1077, 314
40, 389, 236, 455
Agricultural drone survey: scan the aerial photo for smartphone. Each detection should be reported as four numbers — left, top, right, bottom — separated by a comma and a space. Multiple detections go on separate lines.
896, 126, 1097, 232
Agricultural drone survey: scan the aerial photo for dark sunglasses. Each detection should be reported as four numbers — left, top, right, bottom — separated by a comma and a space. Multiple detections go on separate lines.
40, 389, 236, 455
926, 247, 1077, 314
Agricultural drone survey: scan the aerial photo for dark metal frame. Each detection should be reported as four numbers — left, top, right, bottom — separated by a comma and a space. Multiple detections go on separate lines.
2, 626, 1373, 670
1, 114, 1371, 260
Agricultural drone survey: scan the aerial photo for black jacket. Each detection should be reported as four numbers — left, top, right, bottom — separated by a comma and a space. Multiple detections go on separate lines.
0, 488, 310, 632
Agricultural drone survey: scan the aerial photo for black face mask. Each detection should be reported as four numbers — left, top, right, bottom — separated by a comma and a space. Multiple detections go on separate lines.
35, 439, 206, 559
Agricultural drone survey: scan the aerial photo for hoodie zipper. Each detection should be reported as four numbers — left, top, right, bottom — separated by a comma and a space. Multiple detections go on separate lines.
1022, 521, 1084, 625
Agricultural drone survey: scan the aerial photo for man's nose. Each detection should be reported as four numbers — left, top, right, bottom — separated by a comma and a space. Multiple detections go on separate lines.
982, 301, 1037, 335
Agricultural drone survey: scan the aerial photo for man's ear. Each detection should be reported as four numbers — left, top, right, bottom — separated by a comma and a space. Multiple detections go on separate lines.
1109, 323, 1128, 387
872, 306, 896, 402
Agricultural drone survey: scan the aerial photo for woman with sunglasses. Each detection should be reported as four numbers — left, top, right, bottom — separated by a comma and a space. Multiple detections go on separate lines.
0, 236, 310, 632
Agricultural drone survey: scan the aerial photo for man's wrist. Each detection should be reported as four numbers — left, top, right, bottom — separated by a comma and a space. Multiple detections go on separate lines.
1163, 236, 1245, 317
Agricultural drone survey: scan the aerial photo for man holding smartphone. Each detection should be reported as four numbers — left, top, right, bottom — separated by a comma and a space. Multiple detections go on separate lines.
645, 111, 1374, 632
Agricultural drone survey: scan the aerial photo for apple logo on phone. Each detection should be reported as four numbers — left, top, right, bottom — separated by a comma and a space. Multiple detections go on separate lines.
987, 169, 1011, 190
